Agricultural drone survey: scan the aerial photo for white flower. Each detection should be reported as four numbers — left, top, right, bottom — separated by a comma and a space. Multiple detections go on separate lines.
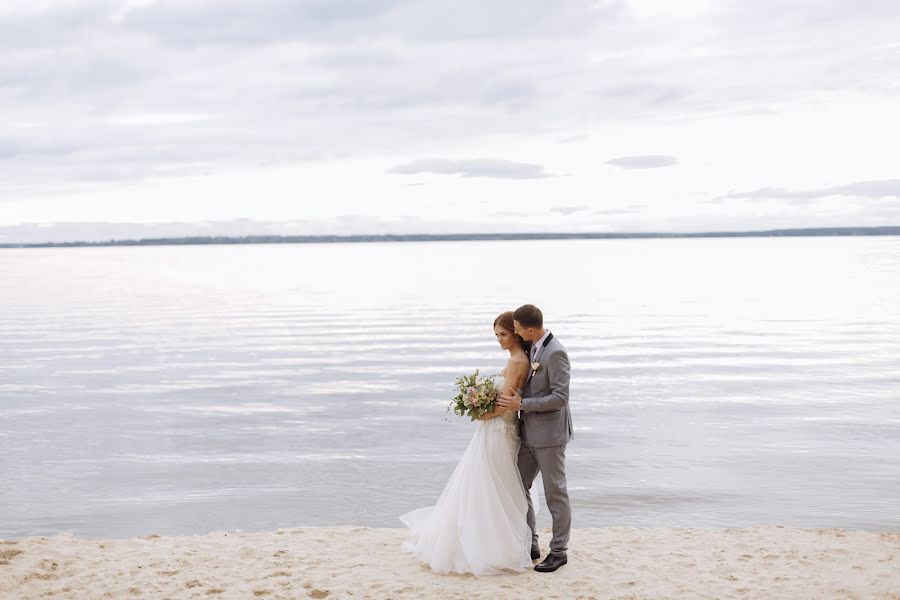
531, 361, 541, 373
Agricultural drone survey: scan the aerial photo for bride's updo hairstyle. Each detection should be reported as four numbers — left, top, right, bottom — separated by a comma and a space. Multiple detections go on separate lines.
493, 310, 529, 353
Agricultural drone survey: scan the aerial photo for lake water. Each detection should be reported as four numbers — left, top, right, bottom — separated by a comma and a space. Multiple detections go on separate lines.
1, 238, 899, 539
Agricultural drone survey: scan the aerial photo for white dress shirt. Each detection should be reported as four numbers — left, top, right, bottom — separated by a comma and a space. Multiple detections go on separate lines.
531, 329, 551, 361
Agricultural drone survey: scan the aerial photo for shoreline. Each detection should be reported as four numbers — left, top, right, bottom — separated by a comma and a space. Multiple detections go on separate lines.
2, 526, 898, 599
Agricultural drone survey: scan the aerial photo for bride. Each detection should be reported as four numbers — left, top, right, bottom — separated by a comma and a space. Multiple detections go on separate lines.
399, 311, 538, 576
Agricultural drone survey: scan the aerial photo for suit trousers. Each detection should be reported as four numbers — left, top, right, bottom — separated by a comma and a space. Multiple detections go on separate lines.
516, 440, 571, 557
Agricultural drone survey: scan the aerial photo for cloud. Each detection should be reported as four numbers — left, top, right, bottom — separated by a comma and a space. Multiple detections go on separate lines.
106, 113, 218, 126
2, 0, 900, 237
716, 179, 900, 202
551, 205, 589, 215
605, 155, 678, 169
0, 138, 77, 160
388, 158, 553, 179
0, 1, 116, 50
0, 140, 24, 160
479, 79, 540, 111
119, 0, 623, 46
593, 206, 646, 215
600, 83, 687, 108
117, 0, 407, 46
4, 2, 897, 182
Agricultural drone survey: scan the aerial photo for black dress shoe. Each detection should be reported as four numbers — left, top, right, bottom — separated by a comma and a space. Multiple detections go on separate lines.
530, 547, 541, 560
534, 553, 567, 572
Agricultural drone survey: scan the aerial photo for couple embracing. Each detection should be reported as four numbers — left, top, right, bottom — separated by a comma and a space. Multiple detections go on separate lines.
400, 304, 574, 576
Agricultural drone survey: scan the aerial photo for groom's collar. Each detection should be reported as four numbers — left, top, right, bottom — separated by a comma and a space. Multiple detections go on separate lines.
532, 329, 553, 356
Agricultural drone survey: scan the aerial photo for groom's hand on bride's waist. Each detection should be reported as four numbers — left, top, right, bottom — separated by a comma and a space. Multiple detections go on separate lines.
497, 392, 522, 411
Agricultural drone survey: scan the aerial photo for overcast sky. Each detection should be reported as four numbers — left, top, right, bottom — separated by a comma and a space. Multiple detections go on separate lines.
2, 0, 899, 243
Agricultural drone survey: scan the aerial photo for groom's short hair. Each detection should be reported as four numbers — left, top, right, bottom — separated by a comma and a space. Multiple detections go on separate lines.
513, 304, 543, 328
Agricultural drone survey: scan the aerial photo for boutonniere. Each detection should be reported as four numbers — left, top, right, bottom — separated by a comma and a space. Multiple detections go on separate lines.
531, 361, 541, 374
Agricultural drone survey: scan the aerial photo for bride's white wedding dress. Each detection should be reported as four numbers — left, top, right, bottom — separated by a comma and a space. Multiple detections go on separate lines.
399, 371, 536, 576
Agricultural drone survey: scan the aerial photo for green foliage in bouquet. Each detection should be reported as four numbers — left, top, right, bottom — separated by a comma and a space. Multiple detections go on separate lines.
448, 369, 500, 421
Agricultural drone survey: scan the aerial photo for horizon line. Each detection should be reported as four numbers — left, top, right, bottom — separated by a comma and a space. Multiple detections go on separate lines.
2, 225, 900, 248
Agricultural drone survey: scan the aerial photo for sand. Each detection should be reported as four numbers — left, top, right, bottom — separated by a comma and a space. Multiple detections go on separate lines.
1, 526, 898, 599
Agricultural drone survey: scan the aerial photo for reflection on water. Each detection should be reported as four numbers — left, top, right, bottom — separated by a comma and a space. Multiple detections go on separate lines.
1, 238, 899, 538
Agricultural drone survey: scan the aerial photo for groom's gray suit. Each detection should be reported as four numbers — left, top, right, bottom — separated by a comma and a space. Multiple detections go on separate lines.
517, 331, 574, 558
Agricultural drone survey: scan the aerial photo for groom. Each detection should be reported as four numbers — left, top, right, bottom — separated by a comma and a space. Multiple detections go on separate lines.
498, 304, 574, 573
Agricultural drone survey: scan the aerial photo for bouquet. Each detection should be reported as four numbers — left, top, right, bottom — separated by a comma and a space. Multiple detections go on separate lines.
448, 369, 500, 421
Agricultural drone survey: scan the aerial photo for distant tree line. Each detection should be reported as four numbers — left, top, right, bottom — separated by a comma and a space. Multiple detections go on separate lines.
2, 227, 899, 248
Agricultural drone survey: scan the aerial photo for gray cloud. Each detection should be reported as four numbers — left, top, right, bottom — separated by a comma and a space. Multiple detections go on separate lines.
119, 0, 623, 46
0, 138, 78, 160
388, 158, 553, 179
600, 83, 688, 108
0, 140, 24, 160
119, 0, 406, 46
606, 155, 678, 170
0, 1, 116, 50
717, 179, 900, 202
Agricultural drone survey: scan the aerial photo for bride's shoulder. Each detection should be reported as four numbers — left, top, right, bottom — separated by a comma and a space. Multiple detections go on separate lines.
507, 353, 529, 369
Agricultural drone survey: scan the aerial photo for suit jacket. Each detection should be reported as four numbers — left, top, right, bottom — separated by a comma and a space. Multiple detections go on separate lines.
519, 334, 574, 448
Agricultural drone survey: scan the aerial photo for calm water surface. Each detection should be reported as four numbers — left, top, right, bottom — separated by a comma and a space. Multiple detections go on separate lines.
1, 238, 899, 539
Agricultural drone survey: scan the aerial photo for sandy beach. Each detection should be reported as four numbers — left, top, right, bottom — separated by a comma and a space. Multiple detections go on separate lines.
1, 526, 898, 599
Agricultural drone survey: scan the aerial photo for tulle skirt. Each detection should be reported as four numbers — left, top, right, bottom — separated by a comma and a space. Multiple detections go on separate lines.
399, 417, 534, 576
